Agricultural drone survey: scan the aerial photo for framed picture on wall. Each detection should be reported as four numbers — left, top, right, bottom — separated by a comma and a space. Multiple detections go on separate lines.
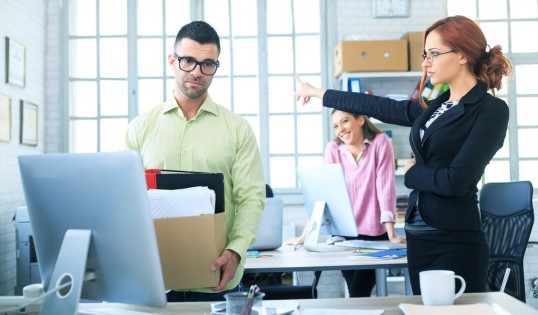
5, 37, 26, 88
0, 94, 11, 142
20, 100, 38, 146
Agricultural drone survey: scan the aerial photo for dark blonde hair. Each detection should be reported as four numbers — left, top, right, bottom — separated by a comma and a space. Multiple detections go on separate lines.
331, 109, 383, 145
418, 15, 512, 108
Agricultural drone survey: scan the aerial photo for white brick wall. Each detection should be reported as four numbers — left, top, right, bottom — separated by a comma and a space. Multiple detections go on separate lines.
0, 0, 60, 295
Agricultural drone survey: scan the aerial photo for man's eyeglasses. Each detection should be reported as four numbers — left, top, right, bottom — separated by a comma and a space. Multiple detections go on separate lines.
174, 53, 220, 75
421, 50, 455, 63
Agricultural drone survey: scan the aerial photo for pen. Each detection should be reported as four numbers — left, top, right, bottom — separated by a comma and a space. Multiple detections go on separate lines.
240, 285, 260, 315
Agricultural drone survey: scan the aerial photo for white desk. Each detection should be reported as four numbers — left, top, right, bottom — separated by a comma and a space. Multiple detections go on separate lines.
244, 245, 410, 296
78, 292, 538, 315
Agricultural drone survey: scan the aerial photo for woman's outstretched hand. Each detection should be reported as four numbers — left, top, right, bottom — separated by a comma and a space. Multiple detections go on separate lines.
295, 75, 326, 106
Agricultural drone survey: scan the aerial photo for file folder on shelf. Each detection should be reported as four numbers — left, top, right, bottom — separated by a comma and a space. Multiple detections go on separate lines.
145, 169, 225, 213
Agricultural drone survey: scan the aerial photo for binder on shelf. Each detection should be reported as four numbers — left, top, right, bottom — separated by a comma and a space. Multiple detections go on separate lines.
145, 169, 225, 213
348, 77, 361, 92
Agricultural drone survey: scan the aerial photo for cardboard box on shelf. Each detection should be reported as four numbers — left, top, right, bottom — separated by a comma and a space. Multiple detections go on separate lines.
334, 40, 408, 77
401, 32, 425, 71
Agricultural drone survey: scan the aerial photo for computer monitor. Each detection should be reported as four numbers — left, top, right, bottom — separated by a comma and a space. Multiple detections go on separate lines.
17, 151, 167, 314
297, 163, 358, 252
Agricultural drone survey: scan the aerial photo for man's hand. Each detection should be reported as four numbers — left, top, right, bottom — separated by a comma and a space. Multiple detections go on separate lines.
210, 249, 241, 291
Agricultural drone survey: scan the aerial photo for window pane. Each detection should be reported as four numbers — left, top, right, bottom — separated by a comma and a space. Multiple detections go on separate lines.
294, 0, 319, 33
479, 22, 508, 54
297, 156, 324, 168
511, 22, 538, 53
447, 0, 476, 18
100, 38, 128, 78
267, 0, 292, 34
519, 161, 538, 187
296, 35, 321, 73
518, 128, 538, 158
517, 97, 538, 126
69, 39, 97, 78
138, 79, 164, 115
268, 76, 295, 113
101, 80, 128, 116
209, 77, 232, 110
268, 37, 293, 74
483, 160, 510, 183
70, 120, 97, 153
270, 115, 295, 154
510, 0, 538, 19
270, 156, 296, 188
69, 81, 97, 117
138, 38, 164, 77
101, 118, 129, 152
69, 0, 95, 36
515, 65, 538, 94
233, 78, 259, 115
165, 0, 190, 36
100, 0, 127, 35
233, 39, 258, 75
478, 0, 507, 19
297, 114, 323, 154
137, 0, 163, 35
231, 0, 257, 36
204, 0, 230, 37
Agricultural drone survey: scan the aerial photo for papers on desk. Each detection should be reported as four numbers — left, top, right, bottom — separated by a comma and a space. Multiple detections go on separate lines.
351, 249, 407, 260
399, 303, 509, 315
148, 187, 216, 218
300, 309, 384, 315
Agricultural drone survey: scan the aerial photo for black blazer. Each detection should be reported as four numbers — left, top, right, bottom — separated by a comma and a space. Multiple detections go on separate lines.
323, 81, 509, 231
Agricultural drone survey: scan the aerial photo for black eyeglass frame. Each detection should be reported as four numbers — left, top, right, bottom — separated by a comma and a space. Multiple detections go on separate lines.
173, 53, 220, 75
421, 50, 456, 63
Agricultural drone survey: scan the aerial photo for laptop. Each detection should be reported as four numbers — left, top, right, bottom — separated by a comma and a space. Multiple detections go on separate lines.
248, 197, 284, 251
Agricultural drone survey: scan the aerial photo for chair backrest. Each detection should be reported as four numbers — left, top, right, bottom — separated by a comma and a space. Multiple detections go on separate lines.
479, 181, 534, 302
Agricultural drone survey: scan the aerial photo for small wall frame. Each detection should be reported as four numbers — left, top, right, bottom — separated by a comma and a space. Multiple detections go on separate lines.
5, 37, 26, 88
20, 100, 38, 146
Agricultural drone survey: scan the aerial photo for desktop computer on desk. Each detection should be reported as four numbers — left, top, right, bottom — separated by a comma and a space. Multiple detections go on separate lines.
13, 205, 41, 295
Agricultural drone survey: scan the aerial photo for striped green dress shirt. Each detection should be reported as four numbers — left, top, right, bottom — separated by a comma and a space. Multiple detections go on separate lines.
125, 93, 266, 292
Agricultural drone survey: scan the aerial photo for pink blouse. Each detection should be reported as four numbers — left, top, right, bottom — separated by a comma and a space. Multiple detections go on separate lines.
324, 132, 397, 236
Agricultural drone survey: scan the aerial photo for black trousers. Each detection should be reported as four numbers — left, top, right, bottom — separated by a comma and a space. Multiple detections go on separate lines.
341, 232, 389, 297
406, 230, 489, 295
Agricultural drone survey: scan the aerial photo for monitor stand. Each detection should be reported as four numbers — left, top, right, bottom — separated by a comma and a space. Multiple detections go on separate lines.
41, 229, 91, 315
303, 201, 347, 252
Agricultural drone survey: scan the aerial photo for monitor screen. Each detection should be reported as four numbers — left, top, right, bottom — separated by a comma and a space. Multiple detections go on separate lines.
18, 151, 167, 314
297, 164, 358, 251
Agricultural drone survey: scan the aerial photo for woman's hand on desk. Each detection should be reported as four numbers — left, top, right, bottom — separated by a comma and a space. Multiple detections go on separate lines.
285, 236, 305, 246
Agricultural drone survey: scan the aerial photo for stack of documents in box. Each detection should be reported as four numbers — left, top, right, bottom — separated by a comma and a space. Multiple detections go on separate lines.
148, 186, 216, 218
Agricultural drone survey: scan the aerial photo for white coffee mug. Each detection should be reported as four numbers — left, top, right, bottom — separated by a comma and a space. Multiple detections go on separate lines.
419, 270, 466, 306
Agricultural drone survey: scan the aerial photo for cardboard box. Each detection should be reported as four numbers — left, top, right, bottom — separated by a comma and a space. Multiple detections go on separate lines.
401, 32, 425, 71
145, 169, 227, 290
334, 40, 408, 77
154, 212, 227, 289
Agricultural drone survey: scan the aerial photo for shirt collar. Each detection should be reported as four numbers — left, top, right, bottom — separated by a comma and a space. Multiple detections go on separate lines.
162, 90, 219, 119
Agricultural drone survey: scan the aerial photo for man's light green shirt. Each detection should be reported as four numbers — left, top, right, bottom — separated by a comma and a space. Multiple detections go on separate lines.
125, 93, 266, 292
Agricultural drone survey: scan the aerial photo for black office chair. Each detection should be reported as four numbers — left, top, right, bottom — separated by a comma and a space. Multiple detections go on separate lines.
241, 184, 320, 300
479, 181, 534, 302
